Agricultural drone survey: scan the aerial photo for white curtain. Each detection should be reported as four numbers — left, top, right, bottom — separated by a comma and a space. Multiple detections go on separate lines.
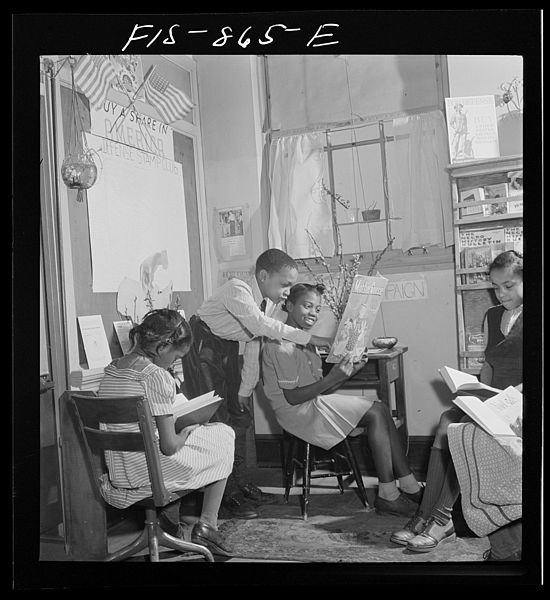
268, 133, 335, 259
388, 110, 454, 252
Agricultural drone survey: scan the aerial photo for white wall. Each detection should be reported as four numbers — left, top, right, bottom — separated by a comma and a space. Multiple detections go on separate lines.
195, 55, 517, 438
195, 55, 266, 289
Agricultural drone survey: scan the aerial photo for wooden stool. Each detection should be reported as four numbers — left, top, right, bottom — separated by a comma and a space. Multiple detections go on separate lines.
282, 430, 370, 520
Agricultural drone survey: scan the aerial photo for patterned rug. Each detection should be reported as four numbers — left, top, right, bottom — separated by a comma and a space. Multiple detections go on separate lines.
218, 492, 489, 563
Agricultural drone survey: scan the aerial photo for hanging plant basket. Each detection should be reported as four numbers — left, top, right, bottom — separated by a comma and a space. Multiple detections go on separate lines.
61, 151, 98, 190
61, 56, 99, 202
61, 151, 98, 202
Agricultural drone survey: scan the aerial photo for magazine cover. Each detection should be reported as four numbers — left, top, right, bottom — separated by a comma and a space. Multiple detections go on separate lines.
444, 95, 500, 163
459, 187, 485, 217
326, 274, 388, 364
482, 182, 509, 216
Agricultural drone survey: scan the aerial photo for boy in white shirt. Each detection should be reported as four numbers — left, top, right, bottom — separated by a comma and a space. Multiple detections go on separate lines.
182, 249, 331, 518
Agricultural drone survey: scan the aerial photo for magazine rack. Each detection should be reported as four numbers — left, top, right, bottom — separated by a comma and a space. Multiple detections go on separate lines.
446, 155, 523, 375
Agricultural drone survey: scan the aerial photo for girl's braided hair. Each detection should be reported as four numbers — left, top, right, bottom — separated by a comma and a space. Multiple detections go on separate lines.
282, 283, 326, 313
489, 250, 523, 279
129, 308, 192, 358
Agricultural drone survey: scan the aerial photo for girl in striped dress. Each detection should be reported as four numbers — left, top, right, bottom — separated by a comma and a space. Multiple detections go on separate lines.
97, 308, 235, 556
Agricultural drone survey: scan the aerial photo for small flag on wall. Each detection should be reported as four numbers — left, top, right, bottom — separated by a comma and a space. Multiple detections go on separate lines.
73, 54, 117, 110
143, 66, 194, 125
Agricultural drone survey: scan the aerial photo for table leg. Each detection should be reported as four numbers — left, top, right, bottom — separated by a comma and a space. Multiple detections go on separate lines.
394, 355, 409, 444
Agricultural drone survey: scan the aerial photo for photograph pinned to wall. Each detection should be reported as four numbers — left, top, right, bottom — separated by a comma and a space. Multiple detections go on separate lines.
214, 204, 252, 262
109, 55, 144, 99
444, 95, 500, 164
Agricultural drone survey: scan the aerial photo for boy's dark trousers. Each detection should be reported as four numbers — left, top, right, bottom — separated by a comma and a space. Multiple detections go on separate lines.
181, 315, 252, 497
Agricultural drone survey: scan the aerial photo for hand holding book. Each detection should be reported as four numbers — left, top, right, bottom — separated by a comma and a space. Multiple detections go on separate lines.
172, 390, 224, 432
438, 365, 501, 398
452, 386, 523, 441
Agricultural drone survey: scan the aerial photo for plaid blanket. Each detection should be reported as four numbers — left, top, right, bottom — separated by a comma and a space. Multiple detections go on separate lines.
448, 422, 522, 537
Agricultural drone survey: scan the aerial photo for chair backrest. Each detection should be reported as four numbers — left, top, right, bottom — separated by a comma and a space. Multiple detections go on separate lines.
69, 392, 175, 507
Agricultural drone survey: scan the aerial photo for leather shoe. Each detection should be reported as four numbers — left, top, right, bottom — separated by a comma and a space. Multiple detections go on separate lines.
374, 493, 419, 517
406, 516, 456, 553
240, 483, 279, 505
219, 493, 258, 519
390, 512, 427, 546
158, 510, 181, 538
191, 521, 233, 557
402, 483, 424, 505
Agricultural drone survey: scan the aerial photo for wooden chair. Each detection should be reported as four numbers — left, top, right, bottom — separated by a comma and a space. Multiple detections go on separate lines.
282, 430, 371, 520
68, 392, 214, 562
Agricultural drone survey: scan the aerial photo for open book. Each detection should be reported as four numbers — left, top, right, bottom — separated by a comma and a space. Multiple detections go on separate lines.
453, 386, 523, 439
438, 366, 501, 398
172, 390, 223, 432
326, 274, 388, 364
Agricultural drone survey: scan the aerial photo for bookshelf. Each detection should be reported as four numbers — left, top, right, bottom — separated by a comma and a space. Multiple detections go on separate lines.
447, 154, 523, 374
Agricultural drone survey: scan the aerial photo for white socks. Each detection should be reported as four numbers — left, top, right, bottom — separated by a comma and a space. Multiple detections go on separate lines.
378, 481, 400, 501
398, 473, 421, 494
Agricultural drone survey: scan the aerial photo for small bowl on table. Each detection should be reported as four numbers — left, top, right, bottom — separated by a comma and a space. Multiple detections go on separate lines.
372, 337, 398, 350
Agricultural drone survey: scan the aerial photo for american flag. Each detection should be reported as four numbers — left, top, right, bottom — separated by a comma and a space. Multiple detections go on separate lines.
73, 55, 116, 110
143, 67, 194, 125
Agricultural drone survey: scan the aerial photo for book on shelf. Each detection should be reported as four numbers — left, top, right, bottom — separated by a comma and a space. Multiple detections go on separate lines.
507, 198, 523, 214
113, 320, 133, 354
171, 390, 223, 431
453, 385, 522, 440
481, 183, 509, 216
504, 226, 523, 253
462, 288, 496, 348
466, 331, 486, 351
459, 187, 485, 216
460, 243, 510, 284
326, 274, 388, 364
459, 227, 505, 249
466, 356, 486, 370
438, 365, 501, 398
507, 170, 523, 195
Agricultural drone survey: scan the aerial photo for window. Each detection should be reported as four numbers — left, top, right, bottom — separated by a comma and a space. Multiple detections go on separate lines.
322, 120, 397, 256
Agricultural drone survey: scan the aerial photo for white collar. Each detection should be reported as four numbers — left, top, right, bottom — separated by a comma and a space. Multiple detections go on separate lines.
249, 274, 264, 307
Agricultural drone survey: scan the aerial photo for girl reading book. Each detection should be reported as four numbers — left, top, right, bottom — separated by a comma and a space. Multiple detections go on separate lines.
97, 308, 235, 557
390, 250, 523, 555
261, 283, 422, 517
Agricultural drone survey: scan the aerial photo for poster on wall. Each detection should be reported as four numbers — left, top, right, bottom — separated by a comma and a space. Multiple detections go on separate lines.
214, 205, 251, 262
217, 266, 255, 288
90, 98, 174, 160
84, 132, 191, 293
444, 95, 500, 164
